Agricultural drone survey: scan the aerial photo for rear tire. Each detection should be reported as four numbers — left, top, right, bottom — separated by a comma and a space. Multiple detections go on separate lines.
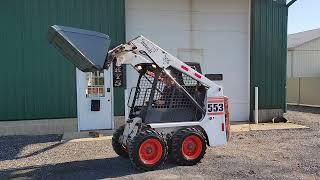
112, 125, 129, 158
129, 129, 167, 171
171, 127, 207, 166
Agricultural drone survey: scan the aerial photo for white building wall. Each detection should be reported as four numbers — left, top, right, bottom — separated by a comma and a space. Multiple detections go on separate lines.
126, 0, 250, 121
288, 37, 320, 78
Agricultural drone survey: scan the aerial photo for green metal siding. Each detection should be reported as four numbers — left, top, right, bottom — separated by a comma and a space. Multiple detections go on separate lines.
0, 0, 125, 120
250, 0, 288, 115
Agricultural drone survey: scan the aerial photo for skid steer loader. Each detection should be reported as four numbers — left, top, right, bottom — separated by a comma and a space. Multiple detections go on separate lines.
48, 25, 230, 171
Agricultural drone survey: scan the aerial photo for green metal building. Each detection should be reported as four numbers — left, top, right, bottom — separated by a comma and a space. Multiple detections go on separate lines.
0, 0, 293, 135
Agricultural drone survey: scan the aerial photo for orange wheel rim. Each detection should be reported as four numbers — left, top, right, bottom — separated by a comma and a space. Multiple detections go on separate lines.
182, 135, 202, 160
139, 138, 163, 165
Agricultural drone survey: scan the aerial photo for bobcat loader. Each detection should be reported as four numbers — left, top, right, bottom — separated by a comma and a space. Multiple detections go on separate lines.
48, 25, 230, 171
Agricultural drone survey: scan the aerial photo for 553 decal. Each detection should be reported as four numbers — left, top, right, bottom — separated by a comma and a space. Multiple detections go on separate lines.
207, 103, 224, 113
207, 98, 225, 116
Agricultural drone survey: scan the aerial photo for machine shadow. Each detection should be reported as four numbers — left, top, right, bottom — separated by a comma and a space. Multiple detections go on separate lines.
0, 157, 177, 179
0, 135, 62, 161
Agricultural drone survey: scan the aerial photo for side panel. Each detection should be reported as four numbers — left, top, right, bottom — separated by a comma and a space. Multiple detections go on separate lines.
200, 96, 227, 146
250, 0, 288, 115
0, 0, 125, 120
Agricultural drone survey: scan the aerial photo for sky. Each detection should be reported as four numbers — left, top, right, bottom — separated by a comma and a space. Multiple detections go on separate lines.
288, 0, 320, 34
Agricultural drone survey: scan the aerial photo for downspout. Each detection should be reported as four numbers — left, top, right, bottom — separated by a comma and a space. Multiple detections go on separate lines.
287, 0, 298, 8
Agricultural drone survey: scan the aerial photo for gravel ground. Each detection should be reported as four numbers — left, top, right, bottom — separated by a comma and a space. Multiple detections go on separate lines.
0, 105, 319, 180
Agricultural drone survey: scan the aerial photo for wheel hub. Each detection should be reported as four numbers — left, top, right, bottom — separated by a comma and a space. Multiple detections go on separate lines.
145, 146, 153, 154
187, 143, 194, 150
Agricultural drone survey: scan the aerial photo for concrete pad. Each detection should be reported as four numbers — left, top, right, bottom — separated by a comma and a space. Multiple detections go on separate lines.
64, 136, 112, 143
62, 130, 114, 141
230, 124, 250, 132
231, 122, 308, 132
62, 131, 92, 140
249, 122, 308, 131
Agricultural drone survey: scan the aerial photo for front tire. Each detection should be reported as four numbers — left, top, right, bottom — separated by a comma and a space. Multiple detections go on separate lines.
171, 127, 207, 166
112, 125, 129, 158
129, 129, 168, 171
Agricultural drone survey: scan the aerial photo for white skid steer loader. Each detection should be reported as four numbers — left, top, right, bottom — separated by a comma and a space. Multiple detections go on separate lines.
48, 25, 230, 171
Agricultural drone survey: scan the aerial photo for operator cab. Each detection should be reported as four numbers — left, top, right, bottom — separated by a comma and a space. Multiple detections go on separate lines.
128, 63, 206, 123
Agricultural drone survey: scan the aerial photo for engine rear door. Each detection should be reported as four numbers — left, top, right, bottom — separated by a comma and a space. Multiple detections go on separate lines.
48, 25, 110, 72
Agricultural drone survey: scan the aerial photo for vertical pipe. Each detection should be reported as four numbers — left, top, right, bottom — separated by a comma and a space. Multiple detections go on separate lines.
255, 87, 259, 124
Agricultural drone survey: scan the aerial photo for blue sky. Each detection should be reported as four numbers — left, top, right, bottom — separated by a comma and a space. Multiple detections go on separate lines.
288, 0, 320, 34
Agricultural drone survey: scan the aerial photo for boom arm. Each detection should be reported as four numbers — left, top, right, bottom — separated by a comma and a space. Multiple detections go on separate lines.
106, 36, 222, 94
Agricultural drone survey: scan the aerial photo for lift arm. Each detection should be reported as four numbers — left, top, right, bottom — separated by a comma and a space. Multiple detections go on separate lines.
106, 36, 222, 93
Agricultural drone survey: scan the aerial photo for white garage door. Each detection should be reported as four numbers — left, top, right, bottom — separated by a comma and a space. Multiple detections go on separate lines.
126, 0, 250, 121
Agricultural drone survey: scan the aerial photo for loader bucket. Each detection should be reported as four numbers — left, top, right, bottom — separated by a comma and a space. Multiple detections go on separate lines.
48, 25, 110, 72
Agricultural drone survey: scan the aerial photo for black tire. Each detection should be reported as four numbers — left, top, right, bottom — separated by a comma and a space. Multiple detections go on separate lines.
171, 127, 207, 166
112, 125, 129, 158
129, 129, 168, 171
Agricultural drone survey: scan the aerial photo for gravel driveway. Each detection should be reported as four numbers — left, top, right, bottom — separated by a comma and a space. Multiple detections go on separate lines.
0, 105, 319, 179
